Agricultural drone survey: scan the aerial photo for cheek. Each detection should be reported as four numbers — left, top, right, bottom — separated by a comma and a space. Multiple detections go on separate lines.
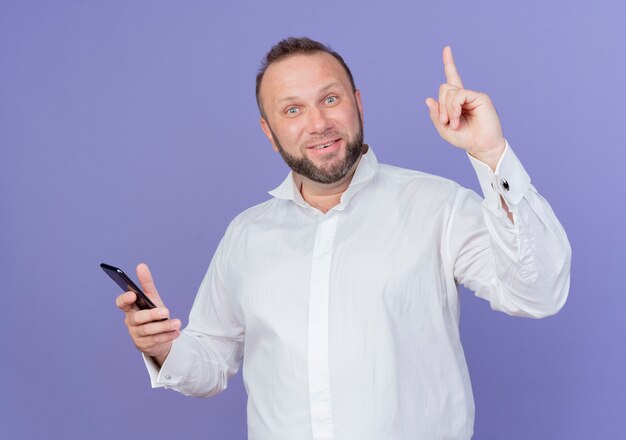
332, 103, 359, 125
340, 109, 361, 133
277, 121, 304, 145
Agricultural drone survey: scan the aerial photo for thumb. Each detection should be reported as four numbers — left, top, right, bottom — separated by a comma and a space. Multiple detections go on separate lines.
136, 263, 165, 308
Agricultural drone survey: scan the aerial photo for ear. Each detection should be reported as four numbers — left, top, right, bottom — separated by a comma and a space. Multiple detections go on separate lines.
260, 117, 279, 152
354, 89, 364, 121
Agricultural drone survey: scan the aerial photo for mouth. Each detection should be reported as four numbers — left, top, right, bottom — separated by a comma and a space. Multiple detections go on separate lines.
305, 138, 341, 150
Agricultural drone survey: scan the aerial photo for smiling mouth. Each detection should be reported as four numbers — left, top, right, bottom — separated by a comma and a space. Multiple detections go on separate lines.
307, 139, 340, 150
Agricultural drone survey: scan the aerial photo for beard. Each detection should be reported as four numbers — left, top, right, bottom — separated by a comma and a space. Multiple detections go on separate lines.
268, 113, 365, 184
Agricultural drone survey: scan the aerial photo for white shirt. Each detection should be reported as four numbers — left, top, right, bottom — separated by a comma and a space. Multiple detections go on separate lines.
145, 142, 571, 440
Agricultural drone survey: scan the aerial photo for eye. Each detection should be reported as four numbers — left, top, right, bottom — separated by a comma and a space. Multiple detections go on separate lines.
286, 107, 299, 115
325, 96, 338, 105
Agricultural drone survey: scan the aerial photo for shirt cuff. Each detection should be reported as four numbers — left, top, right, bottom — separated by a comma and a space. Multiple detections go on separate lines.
468, 140, 531, 211
142, 335, 194, 389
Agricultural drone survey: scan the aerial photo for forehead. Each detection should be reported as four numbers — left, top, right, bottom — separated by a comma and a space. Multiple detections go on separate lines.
260, 52, 352, 103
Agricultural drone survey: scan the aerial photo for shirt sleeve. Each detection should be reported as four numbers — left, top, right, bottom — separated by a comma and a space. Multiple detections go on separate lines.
142, 224, 245, 397
447, 140, 571, 318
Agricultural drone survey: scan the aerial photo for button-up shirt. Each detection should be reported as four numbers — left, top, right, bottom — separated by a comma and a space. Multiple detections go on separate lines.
145, 142, 571, 440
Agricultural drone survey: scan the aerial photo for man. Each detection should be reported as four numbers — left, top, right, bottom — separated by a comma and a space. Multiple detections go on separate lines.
116, 37, 570, 439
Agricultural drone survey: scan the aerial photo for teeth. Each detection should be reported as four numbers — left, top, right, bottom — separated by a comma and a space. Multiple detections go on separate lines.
315, 141, 334, 149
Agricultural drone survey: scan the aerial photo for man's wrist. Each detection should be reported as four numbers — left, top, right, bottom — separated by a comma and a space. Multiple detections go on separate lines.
150, 345, 172, 370
468, 138, 506, 172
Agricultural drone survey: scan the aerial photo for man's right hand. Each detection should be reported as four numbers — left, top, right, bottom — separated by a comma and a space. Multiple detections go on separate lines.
115, 263, 181, 368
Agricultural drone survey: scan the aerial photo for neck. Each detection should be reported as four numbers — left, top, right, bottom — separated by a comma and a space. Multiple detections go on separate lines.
298, 154, 364, 214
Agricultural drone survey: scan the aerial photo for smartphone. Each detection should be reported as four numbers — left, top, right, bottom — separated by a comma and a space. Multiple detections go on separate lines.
100, 263, 161, 313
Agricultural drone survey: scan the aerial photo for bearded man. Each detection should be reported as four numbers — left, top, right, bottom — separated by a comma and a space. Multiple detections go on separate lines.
115, 37, 570, 440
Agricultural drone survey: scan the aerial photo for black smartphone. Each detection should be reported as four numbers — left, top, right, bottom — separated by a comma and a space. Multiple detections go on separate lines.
100, 263, 159, 312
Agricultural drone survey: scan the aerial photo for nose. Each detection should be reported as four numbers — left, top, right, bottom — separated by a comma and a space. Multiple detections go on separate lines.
306, 106, 333, 134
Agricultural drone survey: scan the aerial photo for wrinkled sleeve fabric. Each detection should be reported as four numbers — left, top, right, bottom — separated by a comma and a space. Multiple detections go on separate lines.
447, 141, 571, 318
143, 223, 245, 397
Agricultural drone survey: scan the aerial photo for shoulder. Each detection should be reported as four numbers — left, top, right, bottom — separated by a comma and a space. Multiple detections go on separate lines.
375, 162, 467, 201
226, 198, 281, 232
211, 198, 282, 261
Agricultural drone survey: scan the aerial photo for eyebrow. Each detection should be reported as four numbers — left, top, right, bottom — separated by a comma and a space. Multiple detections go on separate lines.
276, 82, 343, 104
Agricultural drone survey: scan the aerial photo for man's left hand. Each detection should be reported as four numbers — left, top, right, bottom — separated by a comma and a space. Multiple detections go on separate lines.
425, 46, 506, 171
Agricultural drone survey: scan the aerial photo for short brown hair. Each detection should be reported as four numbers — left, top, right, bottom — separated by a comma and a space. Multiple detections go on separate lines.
255, 37, 357, 118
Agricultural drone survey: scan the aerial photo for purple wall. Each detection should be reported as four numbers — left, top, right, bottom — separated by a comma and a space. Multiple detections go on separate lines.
2, 1, 624, 438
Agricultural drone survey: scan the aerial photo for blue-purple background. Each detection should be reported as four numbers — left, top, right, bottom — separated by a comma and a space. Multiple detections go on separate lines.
2, 1, 624, 438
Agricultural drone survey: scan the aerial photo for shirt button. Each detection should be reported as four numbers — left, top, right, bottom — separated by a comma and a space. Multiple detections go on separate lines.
165, 374, 172, 380
501, 178, 510, 191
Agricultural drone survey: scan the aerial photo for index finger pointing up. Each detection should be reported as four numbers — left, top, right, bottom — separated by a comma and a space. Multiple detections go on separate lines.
443, 46, 464, 88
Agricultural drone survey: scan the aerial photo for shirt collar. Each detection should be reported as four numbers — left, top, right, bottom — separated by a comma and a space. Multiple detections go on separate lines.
268, 146, 380, 210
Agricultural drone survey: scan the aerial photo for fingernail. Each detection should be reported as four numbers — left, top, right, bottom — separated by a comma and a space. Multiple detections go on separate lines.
159, 309, 168, 318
